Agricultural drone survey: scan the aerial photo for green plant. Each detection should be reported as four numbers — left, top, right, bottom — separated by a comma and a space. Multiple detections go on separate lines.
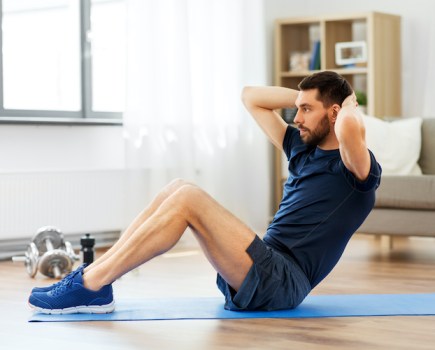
355, 90, 367, 106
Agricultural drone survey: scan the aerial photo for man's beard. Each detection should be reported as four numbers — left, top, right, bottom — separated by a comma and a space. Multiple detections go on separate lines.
298, 113, 330, 146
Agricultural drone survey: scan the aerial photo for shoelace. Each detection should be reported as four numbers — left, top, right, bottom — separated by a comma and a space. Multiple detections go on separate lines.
50, 268, 82, 296
48, 269, 77, 289
47, 263, 87, 292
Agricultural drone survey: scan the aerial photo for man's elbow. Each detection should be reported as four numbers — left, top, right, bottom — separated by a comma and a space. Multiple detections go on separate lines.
241, 86, 254, 107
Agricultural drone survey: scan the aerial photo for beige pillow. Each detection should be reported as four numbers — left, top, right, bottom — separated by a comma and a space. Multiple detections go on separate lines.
363, 116, 423, 175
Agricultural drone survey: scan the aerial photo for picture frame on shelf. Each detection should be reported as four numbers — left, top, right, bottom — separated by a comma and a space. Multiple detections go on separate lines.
335, 41, 367, 66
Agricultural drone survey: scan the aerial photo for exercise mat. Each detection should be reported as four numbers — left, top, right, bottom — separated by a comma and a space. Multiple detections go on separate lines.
29, 293, 435, 322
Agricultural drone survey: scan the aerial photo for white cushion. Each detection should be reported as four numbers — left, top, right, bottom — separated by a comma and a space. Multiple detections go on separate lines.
363, 115, 423, 175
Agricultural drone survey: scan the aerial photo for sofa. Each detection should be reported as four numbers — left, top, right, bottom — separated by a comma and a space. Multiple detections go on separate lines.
357, 118, 435, 239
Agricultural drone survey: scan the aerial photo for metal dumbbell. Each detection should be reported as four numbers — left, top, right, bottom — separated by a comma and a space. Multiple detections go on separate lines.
12, 241, 39, 278
13, 226, 79, 279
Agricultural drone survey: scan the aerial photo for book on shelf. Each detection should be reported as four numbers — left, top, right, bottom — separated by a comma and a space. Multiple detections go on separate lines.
309, 40, 321, 71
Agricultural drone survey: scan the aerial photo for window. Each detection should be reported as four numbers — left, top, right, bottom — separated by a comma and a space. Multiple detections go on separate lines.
0, 0, 126, 121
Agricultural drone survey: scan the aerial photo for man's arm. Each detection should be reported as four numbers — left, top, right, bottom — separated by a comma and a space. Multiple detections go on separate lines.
242, 86, 299, 151
335, 94, 371, 181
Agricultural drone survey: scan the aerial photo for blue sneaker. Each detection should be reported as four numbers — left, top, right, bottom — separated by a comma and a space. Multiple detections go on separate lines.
31, 264, 88, 294
29, 270, 114, 314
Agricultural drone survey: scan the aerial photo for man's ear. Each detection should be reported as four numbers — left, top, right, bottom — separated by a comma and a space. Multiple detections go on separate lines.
330, 104, 341, 121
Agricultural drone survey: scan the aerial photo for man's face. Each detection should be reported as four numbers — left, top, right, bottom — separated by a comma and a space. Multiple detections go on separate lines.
294, 89, 333, 147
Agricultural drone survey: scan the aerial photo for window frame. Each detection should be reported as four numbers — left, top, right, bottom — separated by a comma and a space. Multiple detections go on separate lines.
0, 0, 123, 124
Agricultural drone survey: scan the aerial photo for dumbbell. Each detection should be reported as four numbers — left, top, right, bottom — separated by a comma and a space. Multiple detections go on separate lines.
12, 241, 39, 278
13, 226, 79, 279
34, 226, 78, 278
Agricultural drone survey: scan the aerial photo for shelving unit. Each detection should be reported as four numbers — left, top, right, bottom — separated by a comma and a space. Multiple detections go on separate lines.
272, 12, 401, 211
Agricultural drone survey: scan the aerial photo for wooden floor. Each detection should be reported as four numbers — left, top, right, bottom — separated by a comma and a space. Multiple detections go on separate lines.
1, 234, 435, 350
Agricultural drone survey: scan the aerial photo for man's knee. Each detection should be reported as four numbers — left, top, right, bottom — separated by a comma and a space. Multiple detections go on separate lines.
175, 183, 203, 200
167, 178, 194, 192
171, 183, 207, 216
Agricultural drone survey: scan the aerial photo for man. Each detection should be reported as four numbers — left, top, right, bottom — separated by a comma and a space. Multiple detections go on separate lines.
29, 71, 381, 314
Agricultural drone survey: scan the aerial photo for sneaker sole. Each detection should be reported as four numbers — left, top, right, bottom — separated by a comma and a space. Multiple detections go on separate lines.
29, 301, 115, 315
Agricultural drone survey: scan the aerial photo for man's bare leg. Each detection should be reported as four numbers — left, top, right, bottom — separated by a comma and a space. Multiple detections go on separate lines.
84, 179, 191, 272
83, 183, 256, 292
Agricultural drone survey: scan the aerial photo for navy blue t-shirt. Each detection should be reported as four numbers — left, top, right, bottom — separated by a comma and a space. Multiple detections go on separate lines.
264, 125, 381, 288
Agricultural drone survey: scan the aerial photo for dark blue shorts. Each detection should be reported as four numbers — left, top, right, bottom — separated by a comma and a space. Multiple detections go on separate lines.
217, 235, 311, 311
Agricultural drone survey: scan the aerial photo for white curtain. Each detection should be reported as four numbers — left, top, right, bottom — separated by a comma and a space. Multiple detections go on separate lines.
123, 0, 270, 233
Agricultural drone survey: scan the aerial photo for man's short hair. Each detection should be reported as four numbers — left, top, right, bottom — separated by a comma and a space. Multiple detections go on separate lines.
298, 71, 353, 107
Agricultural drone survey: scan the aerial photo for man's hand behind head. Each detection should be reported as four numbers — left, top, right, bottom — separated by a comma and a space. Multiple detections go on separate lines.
341, 92, 358, 109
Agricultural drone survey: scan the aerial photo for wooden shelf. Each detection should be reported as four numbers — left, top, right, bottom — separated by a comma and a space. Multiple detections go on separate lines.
272, 12, 401, 212
328, 67, 368, 75
280, 67, 368, 78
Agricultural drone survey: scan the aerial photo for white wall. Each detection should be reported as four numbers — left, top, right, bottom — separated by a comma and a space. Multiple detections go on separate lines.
0, 124, 124, 171
0, 124, 139, 240
0, 122, 270, 241
263, 0, 435, 118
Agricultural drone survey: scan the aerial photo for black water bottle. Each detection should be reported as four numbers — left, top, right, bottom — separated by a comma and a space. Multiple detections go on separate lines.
81, 233, 95, 265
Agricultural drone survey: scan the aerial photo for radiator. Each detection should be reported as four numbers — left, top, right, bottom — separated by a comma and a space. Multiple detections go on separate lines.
0, 170, 126, 242
0, 169, 198, 259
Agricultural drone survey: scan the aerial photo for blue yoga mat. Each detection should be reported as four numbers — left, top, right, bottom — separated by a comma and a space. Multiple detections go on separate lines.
29, 293, 435, 322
